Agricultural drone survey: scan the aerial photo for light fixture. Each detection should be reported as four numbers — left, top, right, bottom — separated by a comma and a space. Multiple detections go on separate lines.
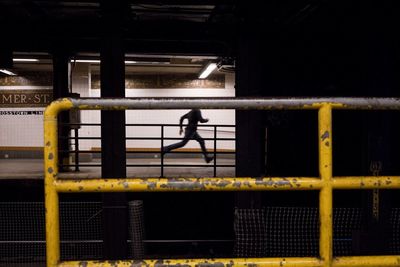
198, 62, 217, 79
13, 58, 39, 62
0, 69, 17, 76
73, 59, 138, 64
125, 60, 137, 64
74, 59, 100, 63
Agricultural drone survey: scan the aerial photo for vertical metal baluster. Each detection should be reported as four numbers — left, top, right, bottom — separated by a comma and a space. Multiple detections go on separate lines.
213, 125, 217, 177
74, 128, 80, 172
161, 125, 164, 178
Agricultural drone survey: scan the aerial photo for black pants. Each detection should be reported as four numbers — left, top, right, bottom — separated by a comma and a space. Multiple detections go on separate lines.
163, 129, 209, 159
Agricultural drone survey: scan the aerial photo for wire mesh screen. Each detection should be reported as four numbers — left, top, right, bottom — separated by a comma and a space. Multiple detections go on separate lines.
234, 207, 364, 257
233, 208, 267, 257
333, 207, 363, 256
59, 202, 103, 261
128, 200, 146, 259
0, 202, 103, 267
265, 207, 319, 257
0, 202, 46, 267
3, 202, 400, 265
390, 208, 400, 254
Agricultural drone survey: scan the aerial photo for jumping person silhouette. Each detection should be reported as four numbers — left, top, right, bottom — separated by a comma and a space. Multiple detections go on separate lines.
162, 109, 214, 163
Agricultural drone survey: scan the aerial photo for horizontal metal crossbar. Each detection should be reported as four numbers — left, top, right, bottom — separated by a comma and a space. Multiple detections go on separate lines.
57, 256, 400, 267
44, 97, 400, 267
46, 97, 400, 113
54, 177, 323, 192
53, 176, 400, 193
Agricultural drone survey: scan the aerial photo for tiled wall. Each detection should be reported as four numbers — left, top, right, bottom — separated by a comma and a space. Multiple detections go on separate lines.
0, 72, 52, 151
0, 65, 236, 156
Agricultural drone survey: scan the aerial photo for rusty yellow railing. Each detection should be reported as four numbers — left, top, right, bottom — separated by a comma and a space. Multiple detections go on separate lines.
44, 97, 400, 267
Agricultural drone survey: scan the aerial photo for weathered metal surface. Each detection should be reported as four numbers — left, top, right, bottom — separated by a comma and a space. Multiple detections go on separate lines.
332, 176, 400, 189
53, 176, 400, 193
44, 98, 73, 267
44, 99, 400, 267
318, 105, 333, 267
56, 256, 400, 267
332, 256, 400, 266
44, 98, 74, 117
57, 257, 323, 267
54, 177, 323, 193
65, 97, 400, 110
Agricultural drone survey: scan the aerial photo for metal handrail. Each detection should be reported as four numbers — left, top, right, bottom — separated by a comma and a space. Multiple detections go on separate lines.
59, 122, 235, 176
44, 97, 400, 267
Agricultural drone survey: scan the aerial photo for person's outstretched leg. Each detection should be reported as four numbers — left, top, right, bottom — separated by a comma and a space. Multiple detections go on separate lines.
193, 132, 213, 163
163, 130, 191, 154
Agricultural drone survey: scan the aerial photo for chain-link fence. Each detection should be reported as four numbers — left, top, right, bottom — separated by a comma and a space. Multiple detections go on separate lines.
233, 208, 267, 257
234, 207, 366, 257
0, 202, 103, 267
128, 200, 146, 259
390, 208, 400, 254
2, 202, 400, 266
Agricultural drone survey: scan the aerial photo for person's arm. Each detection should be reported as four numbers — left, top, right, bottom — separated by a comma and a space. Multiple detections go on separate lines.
198, 110, 209, 123
179, 112, 189, 134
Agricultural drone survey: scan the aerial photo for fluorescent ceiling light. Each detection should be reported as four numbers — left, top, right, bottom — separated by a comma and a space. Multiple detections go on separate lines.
0, 69, 17, 76
73, 59, 138, 64
198, 62, 217, 79
74, 59, 100, 63
13, 58, 39, 62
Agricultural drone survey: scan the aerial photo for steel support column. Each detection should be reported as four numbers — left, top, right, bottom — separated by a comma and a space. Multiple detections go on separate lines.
52, 50, 70, 171
100, 0, 128, 259
235, 23, 265, 211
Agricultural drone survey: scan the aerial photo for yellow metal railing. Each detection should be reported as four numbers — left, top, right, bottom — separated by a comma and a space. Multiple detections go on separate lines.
44, 97, 400, 267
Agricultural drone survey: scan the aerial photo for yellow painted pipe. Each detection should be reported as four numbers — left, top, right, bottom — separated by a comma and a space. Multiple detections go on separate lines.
332, 176, 400, 189
44, 98, 73, 267
53, 176, 400, 193
332, 256, 400, 267
57, 256, 400, 267
54, 177, 323, 193
318, 104, 333, 267
45, 98, 400, 267
51, 176, 400, 192
58, 257, 323, 267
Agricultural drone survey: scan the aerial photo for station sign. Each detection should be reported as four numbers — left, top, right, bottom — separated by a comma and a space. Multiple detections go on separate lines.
0, 89, 53, 107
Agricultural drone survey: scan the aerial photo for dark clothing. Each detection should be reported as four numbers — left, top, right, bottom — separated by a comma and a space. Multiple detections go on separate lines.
163, 109, 213, 162
179, 109, 208, 132
164, 129, 208, 157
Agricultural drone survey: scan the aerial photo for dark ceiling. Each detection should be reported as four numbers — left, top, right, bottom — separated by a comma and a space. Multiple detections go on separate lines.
0, 0, 339, 56
1, 0, 398, 89
0, 0, 235, 55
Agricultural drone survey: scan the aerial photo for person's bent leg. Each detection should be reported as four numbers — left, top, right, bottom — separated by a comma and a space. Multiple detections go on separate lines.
193, 132, 213, 163
163, 131, 192, 154
163, 139, 189, 153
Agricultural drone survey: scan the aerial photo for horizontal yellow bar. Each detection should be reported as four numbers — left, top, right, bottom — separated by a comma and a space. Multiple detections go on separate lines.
332, 255, 400, 266
332, 176, 400, 189
57, 256, 400, 267
54, 177, 323, 193
54, 176, 400, 193
58, 257, 322, 267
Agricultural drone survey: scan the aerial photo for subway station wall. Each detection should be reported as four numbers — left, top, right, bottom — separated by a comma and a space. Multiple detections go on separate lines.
0, 64, 235, 156
0, 71, 52, 151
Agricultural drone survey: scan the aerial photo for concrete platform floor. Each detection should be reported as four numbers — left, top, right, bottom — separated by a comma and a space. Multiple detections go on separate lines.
0, 158, 235, 180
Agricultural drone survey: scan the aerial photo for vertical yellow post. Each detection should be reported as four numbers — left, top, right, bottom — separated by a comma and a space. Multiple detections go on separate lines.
318, 104, 333, 267
44, 100, 74, 267
44, 111, 60, 267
